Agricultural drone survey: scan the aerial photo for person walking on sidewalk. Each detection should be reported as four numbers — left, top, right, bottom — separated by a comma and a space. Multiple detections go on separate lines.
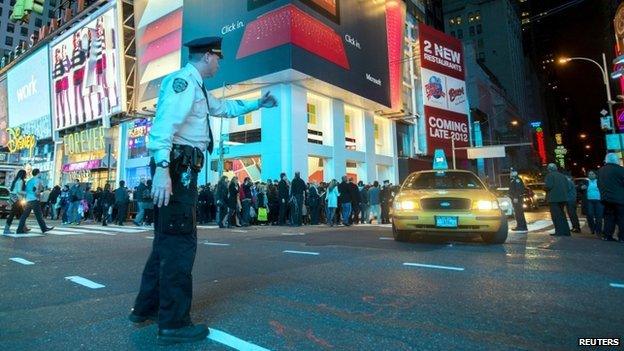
545, 163, 571, 236
114, 181, 130, 225
598, 153, 624, 242
4, 170, 27, 234
509, 169, 528, 232
16, 169, 54, 234
100, 183, 115, 226
133, 178, 150, 226
583, 170, 603, 236
67, 179, 84, 225
566, 174, 581, 233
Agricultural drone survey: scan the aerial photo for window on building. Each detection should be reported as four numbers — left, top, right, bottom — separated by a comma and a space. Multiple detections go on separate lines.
238, 113, 252, 126
477, 24, 482, 34
20, 27, 28, 36
451, 31, 456, 37
457, 29, 463, 39
477, 38, 484, 48
307, 103, 317, 125
449, 18, 455, 26
0, 7, 3, 16
35, 18, 42, 27
478, 52, 485, 62
468, 12, 473, 22
344, 114, 351, 135
48, 10, 54, 20
374, 122, 380, 141
475, 11, 481, 21
7, 23, 14, 33
456, 16, 462, 25
469, 26, 475, 36
5, 36, 13, 47
50, 0, 57, 6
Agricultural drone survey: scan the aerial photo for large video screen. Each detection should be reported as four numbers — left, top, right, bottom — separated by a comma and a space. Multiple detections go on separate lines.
7, 47, 52, 139
50, 5, 123, 131
183, 0, 400, 108
134, 0, 183, 109
0, 77, 8, 147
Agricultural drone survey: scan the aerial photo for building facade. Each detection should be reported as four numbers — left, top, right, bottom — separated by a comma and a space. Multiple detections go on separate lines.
0, 0, 57, 59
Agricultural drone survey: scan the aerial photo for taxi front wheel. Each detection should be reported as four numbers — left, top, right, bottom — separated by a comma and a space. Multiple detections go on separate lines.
481, 218, 508, 244
392, 223, 410, 242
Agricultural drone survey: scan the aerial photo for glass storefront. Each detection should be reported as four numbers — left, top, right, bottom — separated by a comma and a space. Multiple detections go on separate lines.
124, 119, 152, 189
223, 156, 262, 182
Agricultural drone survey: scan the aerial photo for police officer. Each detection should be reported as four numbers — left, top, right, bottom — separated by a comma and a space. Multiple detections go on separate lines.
509, 168, 528, 232
129, 37, 277, 345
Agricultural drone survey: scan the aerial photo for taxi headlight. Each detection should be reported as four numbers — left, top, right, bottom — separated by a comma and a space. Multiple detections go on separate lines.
473, 200, 499, 211
394, 200, 417, 211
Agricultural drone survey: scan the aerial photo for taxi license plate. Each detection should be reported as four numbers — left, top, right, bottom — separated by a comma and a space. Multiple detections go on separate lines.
435, 216, 458, 228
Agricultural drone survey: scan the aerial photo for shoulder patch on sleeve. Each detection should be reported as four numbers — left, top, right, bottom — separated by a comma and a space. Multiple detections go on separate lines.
235, 100, 245, 106
172, 78, 188, 93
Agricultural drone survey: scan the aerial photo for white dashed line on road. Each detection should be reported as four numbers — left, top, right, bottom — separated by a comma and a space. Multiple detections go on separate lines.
204, 242, 231, 246
379, 237, 393, 240
54, 227, 117, 236
65, 276, 105, 289
198, 225, 219, 229
3, 233, 44, 238
145, 236, 154, 239
610, 283, 624, 289
231, 229, 248, 233
283, 250, 320, 256
403, 262, 465, 271
208, 328, 271, 351
9, 257, 34, 265
281, 232, 305, 236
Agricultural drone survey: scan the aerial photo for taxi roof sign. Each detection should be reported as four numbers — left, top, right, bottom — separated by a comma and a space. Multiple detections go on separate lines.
433, 149, 449, 170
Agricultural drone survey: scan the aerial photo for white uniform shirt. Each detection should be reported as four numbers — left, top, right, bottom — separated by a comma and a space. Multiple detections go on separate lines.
149, 63, 261, 163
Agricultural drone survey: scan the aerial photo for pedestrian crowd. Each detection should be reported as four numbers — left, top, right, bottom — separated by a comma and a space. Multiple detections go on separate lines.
544, 153, 624, 242
199, 172, 397, 228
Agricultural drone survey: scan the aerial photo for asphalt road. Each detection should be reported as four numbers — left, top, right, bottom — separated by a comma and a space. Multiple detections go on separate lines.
0, 208, 623, 351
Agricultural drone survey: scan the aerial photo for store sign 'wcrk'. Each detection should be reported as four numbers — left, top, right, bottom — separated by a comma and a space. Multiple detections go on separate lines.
7, 128, 36, 156
63, 126, 106, 155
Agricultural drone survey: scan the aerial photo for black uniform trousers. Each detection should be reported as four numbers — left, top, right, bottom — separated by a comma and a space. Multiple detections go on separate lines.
603, 202, 624, 240
566, 200, 581, 230
549, 202, 570, 236
133, 159, 198, 329
512, 198, 527, 230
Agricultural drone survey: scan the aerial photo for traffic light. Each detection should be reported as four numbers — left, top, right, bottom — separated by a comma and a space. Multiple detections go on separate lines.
9, 0, 27, 22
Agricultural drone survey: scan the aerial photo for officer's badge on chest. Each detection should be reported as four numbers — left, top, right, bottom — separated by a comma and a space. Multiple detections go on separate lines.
173, 78, 188, 93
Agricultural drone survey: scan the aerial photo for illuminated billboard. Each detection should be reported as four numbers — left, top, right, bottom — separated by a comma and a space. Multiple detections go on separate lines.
134, 0, 183, 109
50, 4, 124, 131
183, 0, 403, 108
7, 46, 53, 140
418, 23, 469, 157
0, 76, 8, 147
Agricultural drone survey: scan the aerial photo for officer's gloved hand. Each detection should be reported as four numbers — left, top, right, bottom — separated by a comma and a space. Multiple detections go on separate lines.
259, 91, 278, 108
152, 168, 173, 207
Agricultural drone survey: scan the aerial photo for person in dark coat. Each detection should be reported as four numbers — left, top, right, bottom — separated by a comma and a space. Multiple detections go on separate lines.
215, 176, 229, 228
380, 180, 392, 224
545, 163, 571, 236
338, 176, 352, 226
228, 176, 241, 227
307, 182, 321, 225
100, 183, 115, 226
597, 153, 624, 241
205, 183, 215, 223
266, 179, 279, 225
277, 173, 290, 225
48, 185, 62, 220
114, 180, 130, 225
198, 186, 210, 224
348, 178, 360, 225
291, 172, 307, 226
359, 182, 370, 224
565, 174, 581, 233
509, 169, 528, 232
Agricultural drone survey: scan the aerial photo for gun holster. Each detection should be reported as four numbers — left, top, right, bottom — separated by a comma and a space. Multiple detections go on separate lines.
171, 144, 204, 173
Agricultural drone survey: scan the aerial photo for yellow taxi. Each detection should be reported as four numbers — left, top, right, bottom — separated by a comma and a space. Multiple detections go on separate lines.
392, 169, 508, 244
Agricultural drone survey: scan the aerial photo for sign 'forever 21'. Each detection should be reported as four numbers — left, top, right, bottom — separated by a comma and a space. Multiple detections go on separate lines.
418, 23, 469, 157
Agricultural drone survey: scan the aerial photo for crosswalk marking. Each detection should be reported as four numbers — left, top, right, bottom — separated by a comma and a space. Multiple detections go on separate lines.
29, 228, 85, 236
10, 257, 35, 265
198, 225, 219, 229
65, 276, 105, 289
79, 225, 149, 233
208, 328, 271, 351
403, 262, 465, 271
2, 233, 44, 238
51, 227, 117, 236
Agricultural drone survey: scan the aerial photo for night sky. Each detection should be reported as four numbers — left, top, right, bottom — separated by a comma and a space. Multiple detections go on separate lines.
530, 0, 617, 174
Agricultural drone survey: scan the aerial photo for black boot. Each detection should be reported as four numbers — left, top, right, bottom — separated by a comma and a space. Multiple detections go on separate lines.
157, 324, 209, 345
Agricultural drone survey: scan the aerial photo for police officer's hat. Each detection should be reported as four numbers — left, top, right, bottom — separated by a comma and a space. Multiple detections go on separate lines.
185, 37, 223, 58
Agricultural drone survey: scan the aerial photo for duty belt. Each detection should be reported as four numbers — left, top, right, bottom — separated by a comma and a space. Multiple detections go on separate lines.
171, 144, 205, 172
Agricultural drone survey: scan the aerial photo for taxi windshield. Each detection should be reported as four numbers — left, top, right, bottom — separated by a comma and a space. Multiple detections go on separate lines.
403, 172, 485, 190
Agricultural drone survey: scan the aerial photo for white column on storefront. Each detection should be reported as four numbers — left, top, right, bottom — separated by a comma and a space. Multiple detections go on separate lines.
260, 84, 287, 181
329, 98, 346, 180
363, 111, 377, 183
390, 120, 400, 184
288, 84, 309, 179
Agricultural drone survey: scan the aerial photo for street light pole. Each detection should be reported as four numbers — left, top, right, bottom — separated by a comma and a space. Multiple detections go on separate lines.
561, 54, 616, 134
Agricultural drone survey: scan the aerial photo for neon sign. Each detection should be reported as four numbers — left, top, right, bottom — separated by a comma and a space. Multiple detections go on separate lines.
7, 127, 36, 156
535, 127, 547, 165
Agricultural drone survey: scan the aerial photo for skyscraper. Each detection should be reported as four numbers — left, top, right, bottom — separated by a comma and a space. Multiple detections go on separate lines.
0, 0, 57, 59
